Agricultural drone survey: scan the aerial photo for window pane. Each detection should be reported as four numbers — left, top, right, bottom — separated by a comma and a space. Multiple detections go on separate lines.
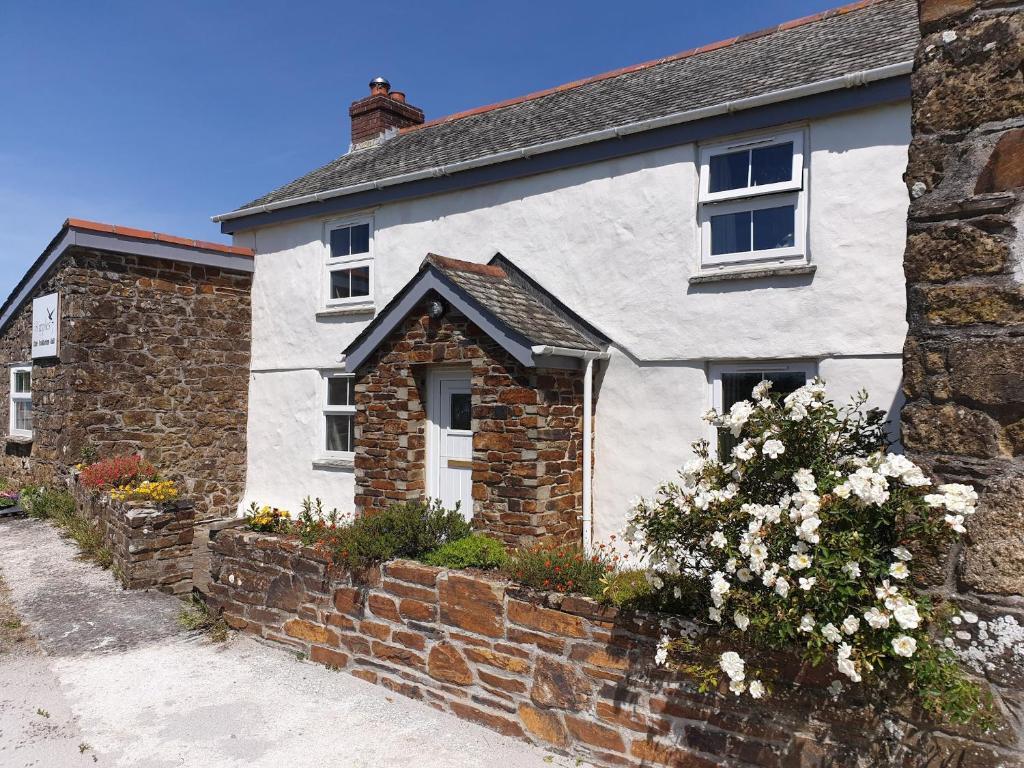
709, 149, 749, 193
751, 142, 793, 186
450, 393, 471, 431
14, 400, 32, 432
13, 370, 31, 393
752, 205, 795, 251
718, 369, 808, 457
329, 226, 351, 258
326, 414, 353, 453
350, 224, 370, 255
350, 266, 370, 297
327, 377, 352, 406
710, 210, 752, 255
330, 269, 351, 299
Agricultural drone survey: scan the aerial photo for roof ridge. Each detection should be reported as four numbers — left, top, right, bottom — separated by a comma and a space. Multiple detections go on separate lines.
423, 253, 506, 278
66, 218, 254, 257
401, 0, 887, 135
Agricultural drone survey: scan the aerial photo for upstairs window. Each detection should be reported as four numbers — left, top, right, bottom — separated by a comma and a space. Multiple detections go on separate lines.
9, 365, 32, 438
324, 219, 373, 308
323, 372, 356, 456
698, 131, 806, 268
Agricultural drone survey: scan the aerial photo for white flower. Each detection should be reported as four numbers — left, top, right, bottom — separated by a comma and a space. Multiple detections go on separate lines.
889, 562, 909, 580
797, 515, 821, 544
836, 643, 861, 682
774, 577, 790, 597
875, 580, 899, 602
655, 636, 670, 666
937, 483, 978, 514
733, 611, 750, 631
822, 623, 842, 643
842, 615, 860, 635
891, 546, 913, 561
792, 469, 816, 492
708, 606, 722, 623
724, 557, 737, 573
719, 651, 746, 682
891, 635, 917, 658
729, 679, 747, 695
788, 553, 812, 571
842, 561, 861, 579
833, 482, 852, 499
944, 514, 966, 533
732, 440, 756, 461
864, 607, 890, 629
846, 467, 890, 506
799, 577, 816, 591
710, 531, 728, 549
878, 454, 930, 487
726, 401, 755, 437
752, 380, 773, 401
762, 439, 785, 459
748, 679, 765, 699
736, 568, 753, 583
799, 613, 816, 633
893, 603, 921, 630
701, 408, 720, 424
710, 571, 731, 607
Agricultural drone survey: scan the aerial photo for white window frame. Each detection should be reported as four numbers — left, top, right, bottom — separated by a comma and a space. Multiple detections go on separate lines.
323, 216, 374, 309
698, 129, 808, 269
321, 371, 356, 458
9, 364, 32, 439
708, 360, 817, 455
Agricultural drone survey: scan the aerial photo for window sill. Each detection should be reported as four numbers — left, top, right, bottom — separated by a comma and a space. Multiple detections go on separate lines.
316, 305, 375, 319
689, 263, 816, 285
312, 456, 354, 471
5, 435, 33, 445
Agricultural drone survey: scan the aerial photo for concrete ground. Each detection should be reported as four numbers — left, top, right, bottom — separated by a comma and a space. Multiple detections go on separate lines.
0, 517, 572, 768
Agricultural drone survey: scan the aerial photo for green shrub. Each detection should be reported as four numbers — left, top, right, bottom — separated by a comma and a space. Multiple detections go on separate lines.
320, 500, 471, 570
293, 496, 348, 545
423, 535, 508, 570
504, 543, 613, 598
20, 487, 112, 568
20, 486, 75, 520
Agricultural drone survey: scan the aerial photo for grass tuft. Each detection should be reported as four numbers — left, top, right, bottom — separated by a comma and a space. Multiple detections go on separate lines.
177, 593, 228, 642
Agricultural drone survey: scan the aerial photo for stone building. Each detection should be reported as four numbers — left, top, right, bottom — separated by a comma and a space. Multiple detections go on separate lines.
0, 218, 254, 517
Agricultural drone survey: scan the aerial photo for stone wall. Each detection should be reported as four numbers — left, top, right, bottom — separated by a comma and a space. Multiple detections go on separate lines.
900, 0, 1024, 754
207, 528, 1019, 767
71, 475, 196, 594
0, 246, 252, 518
354, 302, 584, 546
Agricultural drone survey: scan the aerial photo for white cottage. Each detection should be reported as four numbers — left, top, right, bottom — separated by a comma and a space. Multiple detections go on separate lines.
214, 0, 918, 547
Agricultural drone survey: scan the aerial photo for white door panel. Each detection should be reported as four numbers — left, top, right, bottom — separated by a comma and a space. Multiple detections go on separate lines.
428, 370, 473, 519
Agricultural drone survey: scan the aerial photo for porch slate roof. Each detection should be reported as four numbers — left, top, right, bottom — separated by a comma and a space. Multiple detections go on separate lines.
341, 254, 609, 372
230, 0, 917, 215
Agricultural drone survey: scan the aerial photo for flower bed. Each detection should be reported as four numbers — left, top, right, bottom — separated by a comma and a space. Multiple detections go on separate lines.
205, 528, 1015, 768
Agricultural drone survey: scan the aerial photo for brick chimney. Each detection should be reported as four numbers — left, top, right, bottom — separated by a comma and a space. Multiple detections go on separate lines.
349, 77, 425, 148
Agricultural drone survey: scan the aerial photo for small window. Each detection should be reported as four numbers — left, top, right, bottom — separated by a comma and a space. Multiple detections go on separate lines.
323, 373, 356, 455
710, 362, 816, 458
9, 365, 32, 438
699, 131, 806, 269
324, 218, 373, 308
450, 393, 471, 432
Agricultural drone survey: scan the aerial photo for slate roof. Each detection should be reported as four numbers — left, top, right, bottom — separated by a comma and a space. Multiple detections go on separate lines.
341, 253, 607, 372
235, 0, 918, 214
429, 254, 605, 352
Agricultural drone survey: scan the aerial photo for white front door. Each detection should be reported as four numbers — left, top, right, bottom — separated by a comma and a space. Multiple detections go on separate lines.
428, 370, 473, 519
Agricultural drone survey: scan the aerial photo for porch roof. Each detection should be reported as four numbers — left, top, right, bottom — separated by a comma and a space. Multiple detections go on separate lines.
341, 253, 609, 371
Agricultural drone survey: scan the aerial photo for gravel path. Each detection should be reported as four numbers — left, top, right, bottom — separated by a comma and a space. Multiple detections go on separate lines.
0, 517, 571, 768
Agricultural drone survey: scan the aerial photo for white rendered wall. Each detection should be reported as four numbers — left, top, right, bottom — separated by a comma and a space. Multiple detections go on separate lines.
238, 102, 911, 525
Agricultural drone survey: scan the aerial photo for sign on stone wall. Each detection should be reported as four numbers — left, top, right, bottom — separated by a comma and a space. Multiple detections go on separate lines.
31, 293, 60, 358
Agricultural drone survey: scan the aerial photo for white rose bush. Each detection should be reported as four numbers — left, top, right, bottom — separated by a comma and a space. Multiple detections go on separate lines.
626, 379, 992, 725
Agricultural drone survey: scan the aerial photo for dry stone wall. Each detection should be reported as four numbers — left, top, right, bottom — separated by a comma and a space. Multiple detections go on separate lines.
70, 475, 196, 594
901, 0, 1024, 755
354, 302, 583, 546
208, 529, 1020, 767
0, 246, 251, 518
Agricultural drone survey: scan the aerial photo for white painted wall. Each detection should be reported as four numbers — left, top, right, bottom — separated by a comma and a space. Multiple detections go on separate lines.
237, 102, 911, 530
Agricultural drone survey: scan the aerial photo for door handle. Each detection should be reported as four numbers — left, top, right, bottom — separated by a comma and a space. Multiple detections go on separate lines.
447, 459, 473, 469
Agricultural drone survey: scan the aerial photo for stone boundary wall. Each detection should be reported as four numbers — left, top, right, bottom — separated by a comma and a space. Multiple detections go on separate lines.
71, 478, 196, 595
206, 529, 1018, 767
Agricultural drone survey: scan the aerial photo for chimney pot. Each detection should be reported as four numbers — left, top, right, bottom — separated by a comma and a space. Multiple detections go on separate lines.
349, 78, 424, 148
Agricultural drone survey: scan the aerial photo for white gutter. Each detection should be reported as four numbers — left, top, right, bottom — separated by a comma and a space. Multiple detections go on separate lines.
531, 345, 609, 552
212, 61, 912, 224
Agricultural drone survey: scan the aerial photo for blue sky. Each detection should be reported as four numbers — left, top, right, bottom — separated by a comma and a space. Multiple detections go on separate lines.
1, 0, 840, 299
